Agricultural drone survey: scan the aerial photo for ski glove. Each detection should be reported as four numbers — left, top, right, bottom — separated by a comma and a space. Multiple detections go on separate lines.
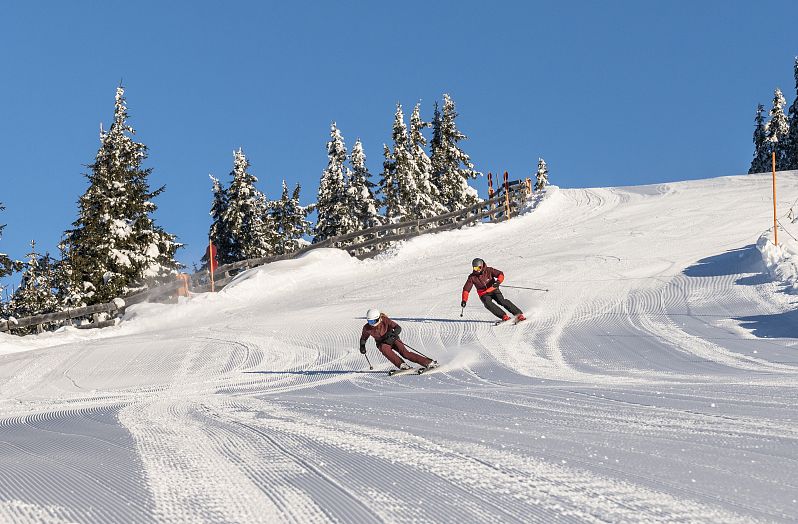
359, 341, 366, 354
461, 300, 467, 308
383, 329, 399, 345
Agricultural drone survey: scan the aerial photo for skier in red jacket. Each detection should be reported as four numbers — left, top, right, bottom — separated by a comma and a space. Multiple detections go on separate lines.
360, 309, 437, 372
461, 258, 526, 323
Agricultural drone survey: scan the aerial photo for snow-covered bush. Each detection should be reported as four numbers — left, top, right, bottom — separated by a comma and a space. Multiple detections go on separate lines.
756, 233, 798, 294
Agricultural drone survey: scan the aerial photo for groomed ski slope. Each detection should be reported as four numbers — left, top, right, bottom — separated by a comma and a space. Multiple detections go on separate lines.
1, 173, 798, 523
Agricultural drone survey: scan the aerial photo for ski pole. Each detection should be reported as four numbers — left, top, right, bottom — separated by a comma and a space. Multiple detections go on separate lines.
403, 342, 432, 360
460, 306, 464, 317
364, 353, 373, 370
501, 285, 549, 292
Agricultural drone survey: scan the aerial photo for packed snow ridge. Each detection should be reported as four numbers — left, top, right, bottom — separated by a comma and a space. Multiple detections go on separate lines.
0, 173, 797, 523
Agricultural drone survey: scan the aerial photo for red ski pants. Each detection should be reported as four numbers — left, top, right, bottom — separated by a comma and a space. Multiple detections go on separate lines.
379, 339, 432, 368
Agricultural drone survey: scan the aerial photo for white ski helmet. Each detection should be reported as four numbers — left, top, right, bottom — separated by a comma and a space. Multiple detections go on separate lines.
366, 308, 381, 325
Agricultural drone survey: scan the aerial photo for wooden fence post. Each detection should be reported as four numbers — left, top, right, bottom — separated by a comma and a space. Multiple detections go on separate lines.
503, 171, 511, 220
487, 172, 495, 222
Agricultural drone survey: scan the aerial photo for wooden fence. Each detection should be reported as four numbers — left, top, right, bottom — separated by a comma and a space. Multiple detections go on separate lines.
1, 177, 532, 335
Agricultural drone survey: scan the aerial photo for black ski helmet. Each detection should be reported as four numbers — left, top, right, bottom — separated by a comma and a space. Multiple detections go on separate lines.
472, 258, 485, 271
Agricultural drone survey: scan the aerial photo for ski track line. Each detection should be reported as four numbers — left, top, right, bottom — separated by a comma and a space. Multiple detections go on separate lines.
197, 401, 340, 523
119, 399, 287, 523
319, 390, 795, 521
628, 277, 797, 374
0, 406, 155, 523
434, 387, 798, 445
218, 410, 388, 523
116, 335, 287, 522
0, 500, 79, 524
234, 399, 572, 524
229, 397, 761, 523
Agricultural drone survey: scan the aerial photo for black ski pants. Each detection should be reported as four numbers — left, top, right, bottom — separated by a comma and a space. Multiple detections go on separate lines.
480, 289, 522, 319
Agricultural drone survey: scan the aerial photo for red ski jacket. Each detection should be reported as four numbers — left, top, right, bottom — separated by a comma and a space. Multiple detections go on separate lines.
462, 266, 504, 302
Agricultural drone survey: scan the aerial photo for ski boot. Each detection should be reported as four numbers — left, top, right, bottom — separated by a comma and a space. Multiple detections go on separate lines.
493, 315, 511, 326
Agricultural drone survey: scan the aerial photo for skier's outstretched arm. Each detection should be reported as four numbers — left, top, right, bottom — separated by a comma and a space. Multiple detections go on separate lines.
462, 278, 474, 307
359, 327, 369, 354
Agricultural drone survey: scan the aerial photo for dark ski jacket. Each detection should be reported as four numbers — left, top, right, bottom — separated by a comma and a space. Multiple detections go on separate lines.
360, 314, 402, 348
462, 266, 504, 302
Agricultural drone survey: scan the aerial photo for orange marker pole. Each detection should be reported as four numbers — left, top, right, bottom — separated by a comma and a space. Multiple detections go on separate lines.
772, 151, 778, 246
209, 238, 216, 292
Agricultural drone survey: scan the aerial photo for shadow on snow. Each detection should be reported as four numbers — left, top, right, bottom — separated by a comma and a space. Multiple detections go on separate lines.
683, 245, 769, 285
243, 370, 386, 376
354, 317, 495, 324
734, 309, 798, 339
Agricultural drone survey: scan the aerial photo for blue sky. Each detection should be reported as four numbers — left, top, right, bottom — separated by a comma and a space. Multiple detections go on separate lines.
1, 0, 797, 275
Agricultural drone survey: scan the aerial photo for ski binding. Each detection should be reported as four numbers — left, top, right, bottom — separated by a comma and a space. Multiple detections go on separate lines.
417, 362, 440, 374
494, 315, 526, 326
388, 367, 418, 376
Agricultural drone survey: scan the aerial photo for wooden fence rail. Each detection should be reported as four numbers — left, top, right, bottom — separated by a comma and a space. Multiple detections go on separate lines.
0, 298, 126, 333
1, 181, 533, 334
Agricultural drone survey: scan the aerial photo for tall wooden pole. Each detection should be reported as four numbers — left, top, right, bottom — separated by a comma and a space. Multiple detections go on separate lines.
772, 151, 778, 245
503, 171, 511, 220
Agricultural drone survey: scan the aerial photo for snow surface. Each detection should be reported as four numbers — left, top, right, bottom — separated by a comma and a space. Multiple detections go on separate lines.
1, 174, 798, 523
757, 215, 798, 294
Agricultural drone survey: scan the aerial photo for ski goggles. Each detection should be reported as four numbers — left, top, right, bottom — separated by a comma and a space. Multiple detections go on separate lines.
367, 318, 380, 325
473, 265, 483, 272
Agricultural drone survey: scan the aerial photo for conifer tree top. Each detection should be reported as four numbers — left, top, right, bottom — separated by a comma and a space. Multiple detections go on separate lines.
766, 88, 789, 143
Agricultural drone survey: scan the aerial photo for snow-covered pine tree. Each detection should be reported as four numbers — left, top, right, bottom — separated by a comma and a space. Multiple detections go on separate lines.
409, 103, 447, 219
0, 202, 14, 278
379, 143, 400, 222
63, 86, 180, 304
765, 88, 790, 170
7, 241, 59, 325
220, 148, 277, 261
347, 139, 383, 232
314, 123, 353, 242
271, 181, 311, 255
380, 104, 420, 222
749, 104, 771, 174
54, 239, 84, 309
205, 174, 235, 266
784, 57, 798, 171
535, 158, 549, 191
430, 94, 480, 211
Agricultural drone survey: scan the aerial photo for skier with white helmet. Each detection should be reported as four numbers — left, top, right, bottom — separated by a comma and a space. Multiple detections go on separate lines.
359, 308, 437, 373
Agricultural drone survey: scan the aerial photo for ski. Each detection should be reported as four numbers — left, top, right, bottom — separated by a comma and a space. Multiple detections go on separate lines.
388, 367, 418, 376
494, 315, 526, 326
416, 363, 440, 374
